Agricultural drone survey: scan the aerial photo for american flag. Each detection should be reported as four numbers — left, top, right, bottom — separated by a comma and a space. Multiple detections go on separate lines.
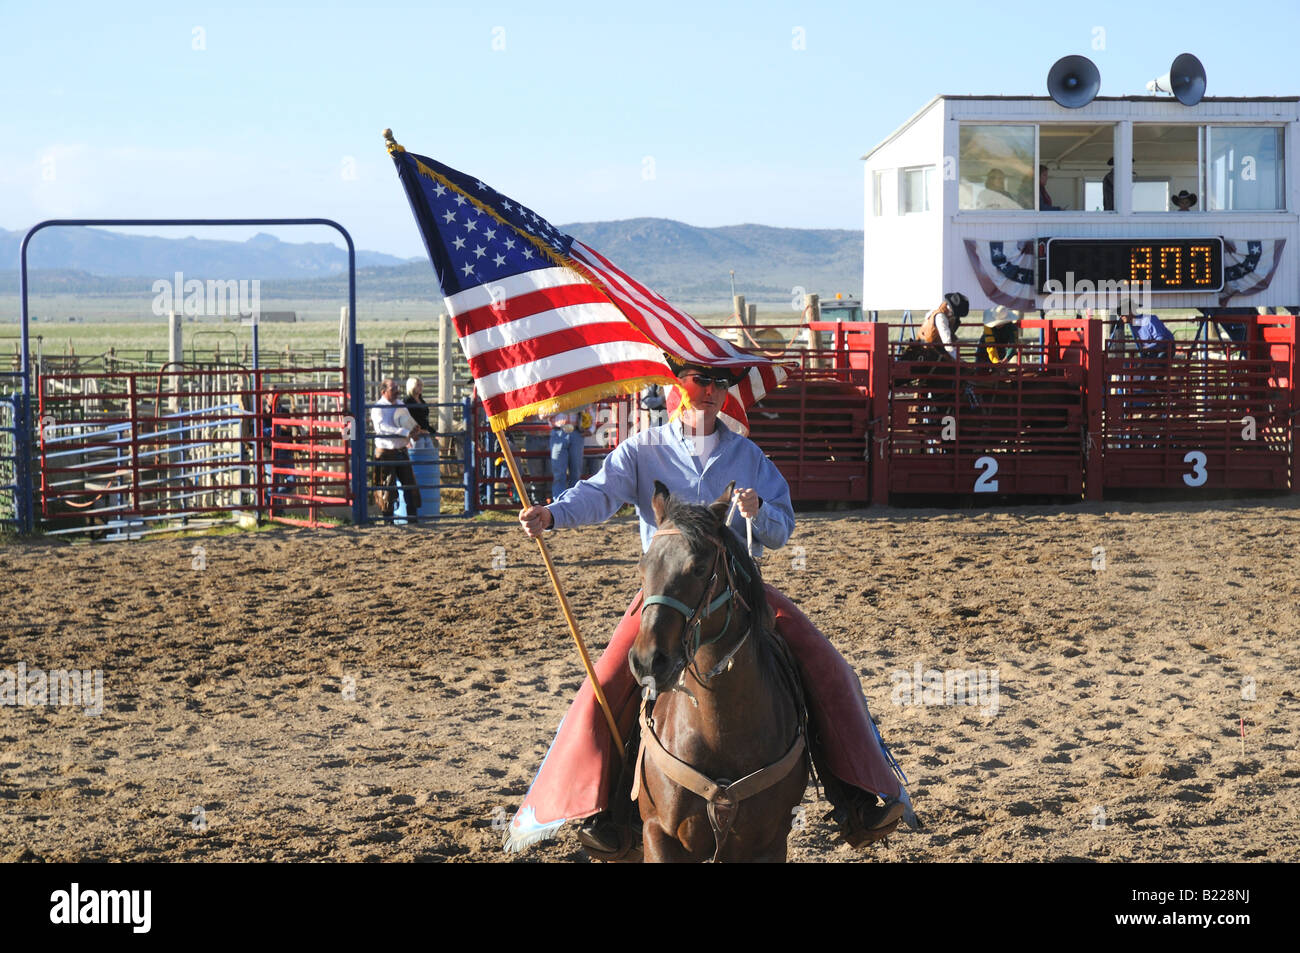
387, 137, 785, 434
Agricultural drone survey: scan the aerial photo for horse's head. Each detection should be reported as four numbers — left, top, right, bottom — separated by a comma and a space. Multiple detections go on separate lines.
629, 481, 749, 697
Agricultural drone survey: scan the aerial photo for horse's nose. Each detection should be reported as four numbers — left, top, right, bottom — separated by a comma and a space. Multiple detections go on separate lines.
628, 644, 674, 689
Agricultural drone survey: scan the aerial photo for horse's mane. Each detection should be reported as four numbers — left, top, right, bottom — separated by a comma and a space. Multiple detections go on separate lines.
660, 495, 774, 634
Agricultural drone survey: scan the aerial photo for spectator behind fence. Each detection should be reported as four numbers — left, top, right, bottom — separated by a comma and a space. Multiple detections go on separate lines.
371, 377, 426, 522
404, 377, 434, 450
1121, 313, 1175, 358
548, 405, 590, 501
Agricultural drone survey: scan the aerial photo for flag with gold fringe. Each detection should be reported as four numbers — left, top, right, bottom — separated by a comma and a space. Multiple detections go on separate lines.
385, 132, 785, 434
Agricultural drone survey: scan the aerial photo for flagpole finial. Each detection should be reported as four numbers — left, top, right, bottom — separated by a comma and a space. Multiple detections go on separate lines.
383, 128, 405, 154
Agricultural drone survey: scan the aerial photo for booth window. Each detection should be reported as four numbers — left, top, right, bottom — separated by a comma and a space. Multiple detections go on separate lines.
1132, 123, 1286, 211
959, 125, 1035, 210
1207, 126, 1284, 210
1132, 124, 1198, 211
1039, 123, 1116, 211
872, 170, 886, 216
899, 166, 935, 213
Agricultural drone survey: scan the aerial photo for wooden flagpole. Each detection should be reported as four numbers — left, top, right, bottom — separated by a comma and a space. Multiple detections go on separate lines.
492, 426, 624, 752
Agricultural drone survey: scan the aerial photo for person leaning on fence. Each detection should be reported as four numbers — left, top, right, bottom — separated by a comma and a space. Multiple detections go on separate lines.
977, 307, 1020, 365
1121, 312, 1175, 359
403, 377, 434, 450
370, 377, 426, 522
918, 292, 970, 361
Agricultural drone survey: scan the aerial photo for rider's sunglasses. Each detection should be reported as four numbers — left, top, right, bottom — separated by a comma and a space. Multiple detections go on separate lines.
682, 373, 732, 391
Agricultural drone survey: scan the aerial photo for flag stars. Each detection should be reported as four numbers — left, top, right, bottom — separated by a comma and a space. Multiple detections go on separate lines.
473, 244, 487, 258
484, 227, 496, 241
503, 237, 516, 250
502, 201, 512, 212
475, 180, 488, 190
522, 248, 534, 259
433, 183, 447, 197
454, 194, 467, 206
452, 236, 466, 250
464, 219, 478, 232
493, 253, 506, 266
441, 211, 457, 224
461, 262, 475, 276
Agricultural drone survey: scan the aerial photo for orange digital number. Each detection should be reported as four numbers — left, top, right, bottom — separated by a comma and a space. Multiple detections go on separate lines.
1159, 246, 1183, 287
1190, 245, 1213, 285
1130, 245, 1153, 283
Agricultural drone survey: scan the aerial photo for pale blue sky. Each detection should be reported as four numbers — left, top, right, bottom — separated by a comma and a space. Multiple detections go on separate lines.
3, 0, 1297, 258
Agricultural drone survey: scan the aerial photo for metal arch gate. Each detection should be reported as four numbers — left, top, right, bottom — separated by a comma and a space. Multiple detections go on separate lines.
17, 217, 367, 534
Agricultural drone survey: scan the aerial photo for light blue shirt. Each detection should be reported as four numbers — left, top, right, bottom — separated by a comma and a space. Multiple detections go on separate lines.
548, 420, 795, 554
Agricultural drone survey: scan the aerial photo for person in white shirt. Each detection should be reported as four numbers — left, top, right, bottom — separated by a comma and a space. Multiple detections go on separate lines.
370, 377, 427, 521
976, 168, 1024, 210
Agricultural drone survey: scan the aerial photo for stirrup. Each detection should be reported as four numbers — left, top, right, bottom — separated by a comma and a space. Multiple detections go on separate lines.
577, 816, 642, 863
831, 795, 904, 849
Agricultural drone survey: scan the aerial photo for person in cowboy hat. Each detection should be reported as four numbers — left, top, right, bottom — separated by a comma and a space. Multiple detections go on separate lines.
1171, 189, 1198, 211
917, 292, 970, 361
512, 356, 912, 859
977, 306, 1021, 365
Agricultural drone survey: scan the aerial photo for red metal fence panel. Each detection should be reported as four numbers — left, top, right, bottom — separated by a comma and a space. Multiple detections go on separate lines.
887, 319, 1089, 498
1101, 315, 1294, 493
37, 365, 349, 536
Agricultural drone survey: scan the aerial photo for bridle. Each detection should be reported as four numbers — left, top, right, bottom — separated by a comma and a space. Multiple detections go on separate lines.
641, 523, 753, 687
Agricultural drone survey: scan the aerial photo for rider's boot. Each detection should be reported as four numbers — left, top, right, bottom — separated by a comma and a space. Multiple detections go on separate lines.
813, 742, 904, 848
577, 723, 643, 862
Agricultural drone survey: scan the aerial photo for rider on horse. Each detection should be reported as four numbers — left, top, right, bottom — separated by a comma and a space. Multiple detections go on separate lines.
510, 359, 914, 859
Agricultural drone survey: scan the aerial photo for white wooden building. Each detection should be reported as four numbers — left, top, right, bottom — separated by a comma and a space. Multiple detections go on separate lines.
862, 95, 1300, 314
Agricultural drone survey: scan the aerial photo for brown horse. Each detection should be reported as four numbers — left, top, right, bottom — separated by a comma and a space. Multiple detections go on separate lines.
627, 482, 808, 862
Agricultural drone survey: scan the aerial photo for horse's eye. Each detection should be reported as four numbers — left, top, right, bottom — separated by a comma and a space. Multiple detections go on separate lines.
692, 561, 709, 578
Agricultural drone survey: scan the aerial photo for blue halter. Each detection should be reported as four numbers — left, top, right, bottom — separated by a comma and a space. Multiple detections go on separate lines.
642, 525, 752, 666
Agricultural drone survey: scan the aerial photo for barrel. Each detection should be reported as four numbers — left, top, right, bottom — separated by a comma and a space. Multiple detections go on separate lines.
394, 443, 441, 521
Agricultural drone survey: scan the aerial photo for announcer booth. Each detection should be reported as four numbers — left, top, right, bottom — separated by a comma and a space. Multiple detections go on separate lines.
862, 56, 1300, 500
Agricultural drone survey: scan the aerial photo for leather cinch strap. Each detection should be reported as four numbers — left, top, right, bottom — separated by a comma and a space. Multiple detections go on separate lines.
633, 698, 806, 862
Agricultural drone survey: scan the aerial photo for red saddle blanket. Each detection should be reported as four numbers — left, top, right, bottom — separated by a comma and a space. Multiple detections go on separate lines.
506, 584, 902, 850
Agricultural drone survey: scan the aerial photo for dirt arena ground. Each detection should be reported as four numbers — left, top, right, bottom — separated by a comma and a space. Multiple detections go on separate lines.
2, 498, 1297, 863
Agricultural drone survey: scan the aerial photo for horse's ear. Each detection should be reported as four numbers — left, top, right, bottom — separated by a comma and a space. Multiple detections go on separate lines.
708, 481, 736, 521
652, 480, 671, 525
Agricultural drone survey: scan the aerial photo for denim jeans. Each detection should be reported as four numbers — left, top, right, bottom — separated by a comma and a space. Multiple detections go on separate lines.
550, 428, 584, 501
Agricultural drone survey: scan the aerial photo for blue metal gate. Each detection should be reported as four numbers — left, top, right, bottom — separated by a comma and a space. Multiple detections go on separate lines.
1, 372, 31, 532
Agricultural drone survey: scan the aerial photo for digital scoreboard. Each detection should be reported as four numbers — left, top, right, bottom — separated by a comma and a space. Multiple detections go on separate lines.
1039, 238, 1224, 293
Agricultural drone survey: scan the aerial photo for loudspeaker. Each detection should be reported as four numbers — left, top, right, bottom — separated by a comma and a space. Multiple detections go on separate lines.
1146, 53, 1206, 106
1047, 55, 1101, 109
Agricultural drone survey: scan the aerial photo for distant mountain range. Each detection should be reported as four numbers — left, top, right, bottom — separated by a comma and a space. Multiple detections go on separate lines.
0, 219, 862, 307
0, 227, 413, 280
